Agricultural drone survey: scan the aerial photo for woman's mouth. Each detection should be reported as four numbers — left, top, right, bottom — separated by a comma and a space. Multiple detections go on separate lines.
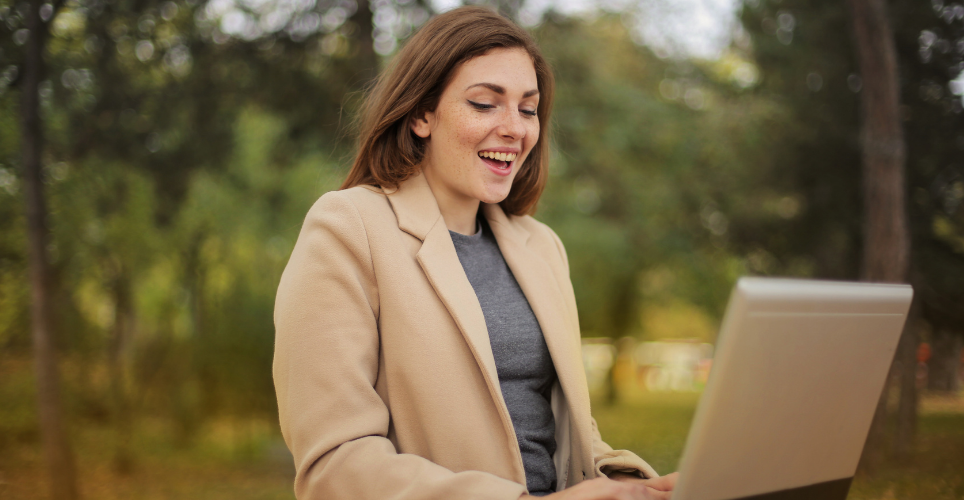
478, 150, 516, 176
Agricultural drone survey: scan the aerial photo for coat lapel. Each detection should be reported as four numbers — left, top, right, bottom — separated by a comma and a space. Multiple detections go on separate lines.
385, 174, 505, 418
483, 204, 592, 465
386, 174, 588, 485
416, 220, 503, 391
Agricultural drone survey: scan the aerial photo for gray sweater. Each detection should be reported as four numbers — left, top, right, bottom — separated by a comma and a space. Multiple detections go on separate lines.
450, 217, 558, 496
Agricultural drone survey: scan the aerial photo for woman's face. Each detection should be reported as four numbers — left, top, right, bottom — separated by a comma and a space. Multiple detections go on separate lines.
412, 47, 540, 208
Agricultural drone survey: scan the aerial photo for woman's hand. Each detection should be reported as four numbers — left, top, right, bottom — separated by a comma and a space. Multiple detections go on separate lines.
610, 471, 678, 493
519, 475, 673, 500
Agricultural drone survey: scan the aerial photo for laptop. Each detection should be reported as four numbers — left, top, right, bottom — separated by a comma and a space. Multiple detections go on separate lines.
670, 278, 913, 500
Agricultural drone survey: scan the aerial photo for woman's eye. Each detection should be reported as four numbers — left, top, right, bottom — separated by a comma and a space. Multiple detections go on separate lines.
467, 100, 495, 110
520, 109, 537, 117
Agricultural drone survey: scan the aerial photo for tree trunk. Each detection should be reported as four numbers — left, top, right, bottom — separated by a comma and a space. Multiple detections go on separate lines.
927, 329, 963, 393
894, 298, 919, 458
173, 233, 205, 445
603, 275, 638, 405
20, 0, 80, 498
109, 271, 135, 474
849, 0, 911, 472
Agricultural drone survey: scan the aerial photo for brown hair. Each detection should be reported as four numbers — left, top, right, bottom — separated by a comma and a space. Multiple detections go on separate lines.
340, 6, 554, 216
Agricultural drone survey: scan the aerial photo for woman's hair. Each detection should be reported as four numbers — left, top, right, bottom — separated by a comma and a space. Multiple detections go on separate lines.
340, 6, 554, 216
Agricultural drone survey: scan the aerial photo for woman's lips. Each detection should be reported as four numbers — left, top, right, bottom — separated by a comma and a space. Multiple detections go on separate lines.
480, 156, 513, 177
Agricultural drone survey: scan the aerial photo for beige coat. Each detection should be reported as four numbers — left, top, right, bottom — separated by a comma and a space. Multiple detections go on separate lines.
273, 173, 658, 500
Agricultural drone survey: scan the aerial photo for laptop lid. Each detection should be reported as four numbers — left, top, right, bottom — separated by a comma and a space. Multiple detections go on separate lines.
671, 278, 913, 500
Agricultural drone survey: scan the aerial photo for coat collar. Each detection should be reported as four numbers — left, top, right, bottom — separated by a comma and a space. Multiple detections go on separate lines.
384, 172, 532, 246
383, 173, 442, 241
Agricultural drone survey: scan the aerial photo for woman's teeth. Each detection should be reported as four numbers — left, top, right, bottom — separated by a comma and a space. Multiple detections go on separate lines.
478, 151, 517, 162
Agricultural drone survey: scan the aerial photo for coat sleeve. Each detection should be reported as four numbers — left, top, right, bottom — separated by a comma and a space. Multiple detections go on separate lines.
590, 418, 660, 479
273, 192, 527, 500
544, 226, 660, 481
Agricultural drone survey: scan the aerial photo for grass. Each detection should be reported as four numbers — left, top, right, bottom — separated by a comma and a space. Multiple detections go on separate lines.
2, 386, 962, 499
846, 397, 964, 500
0, 416, 296, 500
591, 391, 701, 475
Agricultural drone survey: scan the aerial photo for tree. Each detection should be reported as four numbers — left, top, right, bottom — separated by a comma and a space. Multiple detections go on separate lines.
17, 0, 80, 497
849, 0, 913, 467
850, 0, 910, 285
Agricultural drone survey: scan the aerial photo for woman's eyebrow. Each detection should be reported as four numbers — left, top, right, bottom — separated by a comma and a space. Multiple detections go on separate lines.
466, 82, 540, 98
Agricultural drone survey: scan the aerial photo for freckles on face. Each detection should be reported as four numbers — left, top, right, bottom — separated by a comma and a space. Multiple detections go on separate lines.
416, 47, 541, 206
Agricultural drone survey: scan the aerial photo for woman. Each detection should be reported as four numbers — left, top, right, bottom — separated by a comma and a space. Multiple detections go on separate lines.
273, 6, 677, 499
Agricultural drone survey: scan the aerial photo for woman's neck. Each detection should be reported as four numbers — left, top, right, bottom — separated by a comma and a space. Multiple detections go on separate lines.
421, 170, 480, 236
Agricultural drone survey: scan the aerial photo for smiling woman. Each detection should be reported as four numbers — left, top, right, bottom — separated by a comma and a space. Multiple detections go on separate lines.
272, 6, 675, 500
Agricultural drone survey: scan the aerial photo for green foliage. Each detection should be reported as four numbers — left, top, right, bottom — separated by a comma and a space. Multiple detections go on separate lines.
534, 15, 787, 337
0, 87, 28, 351
1, 0, 363, 435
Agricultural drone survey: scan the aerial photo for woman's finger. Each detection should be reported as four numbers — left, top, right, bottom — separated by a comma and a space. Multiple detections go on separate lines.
640, 471, 678, 492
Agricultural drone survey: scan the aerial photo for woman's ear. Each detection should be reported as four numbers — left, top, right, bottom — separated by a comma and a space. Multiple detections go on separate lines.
410, 110, 434, 139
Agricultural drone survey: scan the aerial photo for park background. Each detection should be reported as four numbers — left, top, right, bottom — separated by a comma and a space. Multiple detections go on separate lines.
1, 0, 963, 498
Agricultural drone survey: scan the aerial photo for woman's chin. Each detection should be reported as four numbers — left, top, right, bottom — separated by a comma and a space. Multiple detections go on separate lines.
477, 188, 512, 205
477, 178, 515, 205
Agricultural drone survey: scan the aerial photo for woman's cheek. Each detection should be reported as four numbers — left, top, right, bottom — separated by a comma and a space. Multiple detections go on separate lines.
526, 123, 539, 151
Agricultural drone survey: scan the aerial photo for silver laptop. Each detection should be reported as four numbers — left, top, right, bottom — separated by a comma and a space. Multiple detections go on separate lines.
671, 278, 913, 500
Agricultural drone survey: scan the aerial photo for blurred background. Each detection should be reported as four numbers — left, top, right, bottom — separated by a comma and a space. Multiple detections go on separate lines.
1, 0, 962, 498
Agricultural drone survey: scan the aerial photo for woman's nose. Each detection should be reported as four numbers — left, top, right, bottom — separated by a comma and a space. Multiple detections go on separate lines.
497, 107, 527, 140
